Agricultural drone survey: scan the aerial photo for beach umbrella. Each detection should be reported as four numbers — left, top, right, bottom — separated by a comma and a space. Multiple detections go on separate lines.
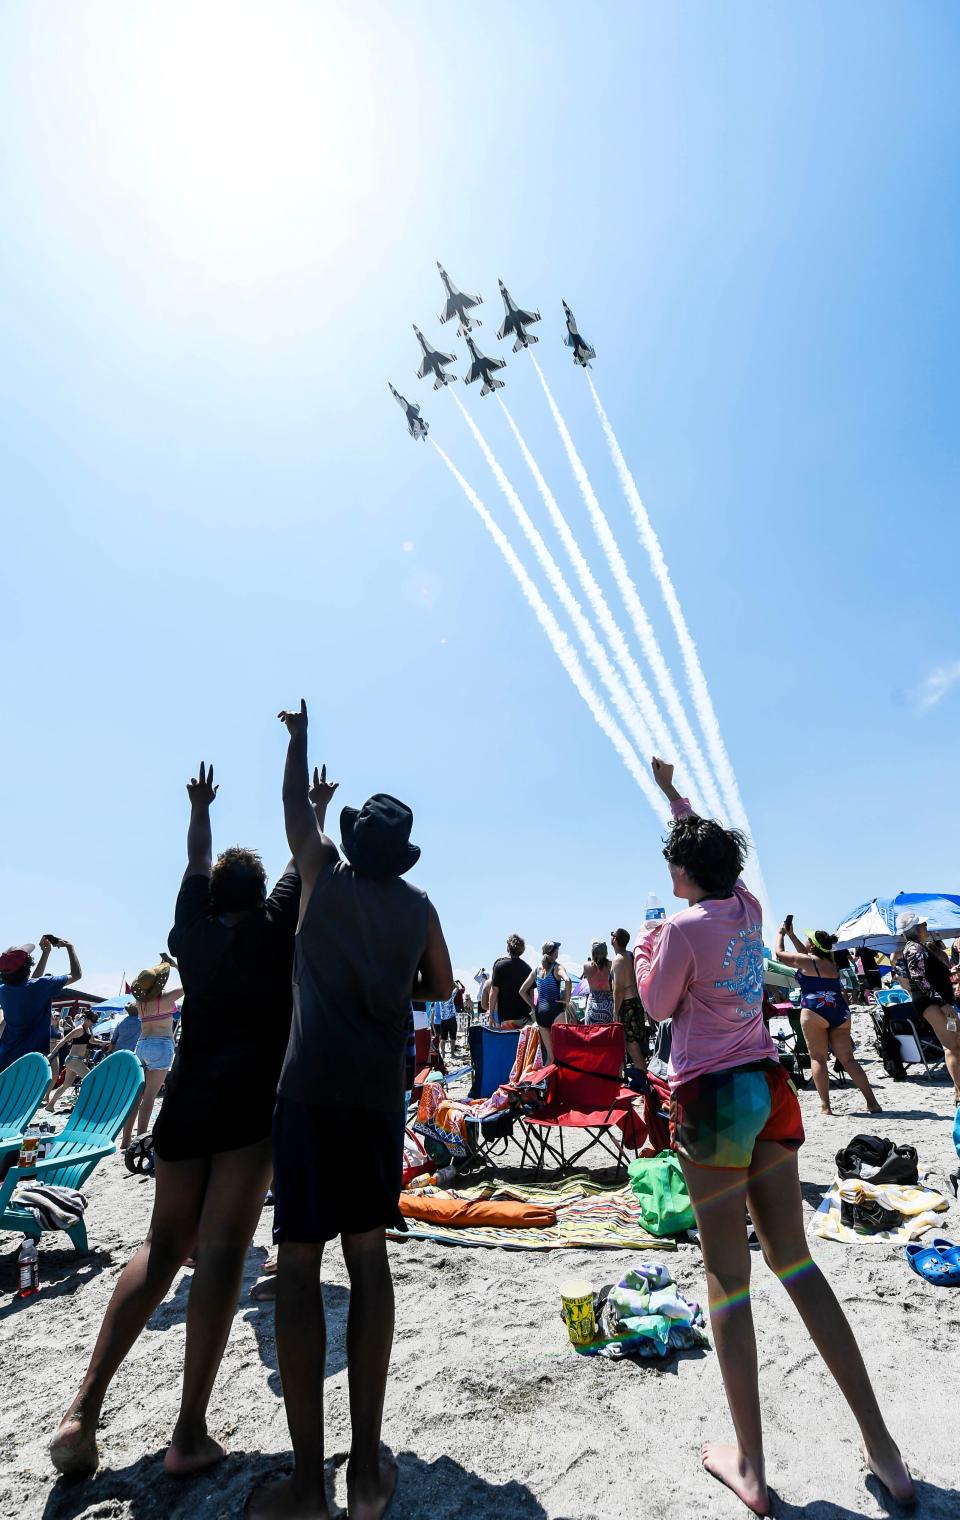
834, 893, 960, 953
91, 995, 136, 1038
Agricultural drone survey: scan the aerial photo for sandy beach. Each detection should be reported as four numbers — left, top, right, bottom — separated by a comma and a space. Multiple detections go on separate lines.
2, 1013, 958, 1520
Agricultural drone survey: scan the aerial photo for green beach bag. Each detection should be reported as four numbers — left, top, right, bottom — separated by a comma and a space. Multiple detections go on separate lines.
628, 1151, 695, 1236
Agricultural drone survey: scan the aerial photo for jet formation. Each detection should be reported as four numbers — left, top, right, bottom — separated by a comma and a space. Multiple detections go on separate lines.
391, 266, 595, 436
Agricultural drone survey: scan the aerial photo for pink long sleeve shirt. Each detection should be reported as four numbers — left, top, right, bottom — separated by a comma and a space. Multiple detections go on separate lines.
634, 798, 776, 1088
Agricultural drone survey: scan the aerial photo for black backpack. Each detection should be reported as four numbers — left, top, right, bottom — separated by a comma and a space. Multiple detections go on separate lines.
873, 1016, 907, 1080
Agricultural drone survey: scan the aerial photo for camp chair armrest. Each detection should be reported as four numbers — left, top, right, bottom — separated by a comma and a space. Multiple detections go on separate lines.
516, 1062, 557, 1087
16, 1142, 116, 1178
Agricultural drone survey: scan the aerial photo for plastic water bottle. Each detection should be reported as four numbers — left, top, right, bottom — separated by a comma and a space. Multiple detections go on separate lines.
947, 1006, 958, 1034
18, 1238, 39, 1299
644, 893, 666, 923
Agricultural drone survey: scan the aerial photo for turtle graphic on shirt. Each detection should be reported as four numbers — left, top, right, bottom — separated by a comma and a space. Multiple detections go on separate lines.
715, 928, 765, 1018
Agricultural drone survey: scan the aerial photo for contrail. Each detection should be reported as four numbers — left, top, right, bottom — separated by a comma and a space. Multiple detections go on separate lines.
532, 356, 727, 822
430, 439, 669, 822
450, 392, 674, 798
496, 398, 714, 816
587, 375, 768, 905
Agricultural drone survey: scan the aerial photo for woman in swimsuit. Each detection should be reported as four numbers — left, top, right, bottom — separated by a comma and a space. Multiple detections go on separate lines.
46, 1009, 104, 1112
582, 941, 614, 1025
120, 959, 183, 1151
894, 909, 960, 1101
774, 920, 880, 1117
520, 941, 570, 1061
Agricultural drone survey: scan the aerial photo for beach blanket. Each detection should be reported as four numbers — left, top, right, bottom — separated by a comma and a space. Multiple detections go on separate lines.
811, 1178, 949, 1244
390, 1173, 676, 1251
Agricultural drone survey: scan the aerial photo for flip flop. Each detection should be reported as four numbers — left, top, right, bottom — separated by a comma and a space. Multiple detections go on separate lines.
905, 1241, 960, 1287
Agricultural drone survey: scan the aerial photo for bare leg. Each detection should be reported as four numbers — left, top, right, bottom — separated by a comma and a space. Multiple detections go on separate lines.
46, 1062, 85, 1113
800, 1011, 833, 1113
919, 1005, 960, 1099
165, 1138, 273, 1476
136, 1066, 169, 1136
342, 1229, 397, 1520
246, 1243, 332, 1520
829, 1025, 881, 1112
51, 1156, 208, 1475
680, 1156, 769, 1516
747, 1142, 913, 1504
539, 1023, 553, 1063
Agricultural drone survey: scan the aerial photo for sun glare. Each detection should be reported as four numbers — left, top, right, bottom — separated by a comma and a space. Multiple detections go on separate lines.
112, 4, 382, 278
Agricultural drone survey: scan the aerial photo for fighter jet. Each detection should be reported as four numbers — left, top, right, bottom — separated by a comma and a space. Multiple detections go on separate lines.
437, 262, 483, 337
496, 280, 541, 352
562, 301, 596, 367
413, 325, 457, 389
389, 382, 428, 441
463, 335, 506, 397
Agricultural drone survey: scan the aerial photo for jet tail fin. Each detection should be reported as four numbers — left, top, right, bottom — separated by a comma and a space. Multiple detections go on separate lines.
479, 377, 505, 397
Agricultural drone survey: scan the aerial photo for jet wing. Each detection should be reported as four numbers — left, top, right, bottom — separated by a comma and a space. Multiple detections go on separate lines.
464, 360, 482, 385
489, 354, 507, 372
516, 307, 540, 326
417, 357, 432, 379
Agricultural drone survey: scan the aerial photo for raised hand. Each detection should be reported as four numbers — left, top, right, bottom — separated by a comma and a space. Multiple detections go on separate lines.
309, 763, 339, 810
278, 698, 308, 738
186, 761, 219, 807
651, 756, 675, 793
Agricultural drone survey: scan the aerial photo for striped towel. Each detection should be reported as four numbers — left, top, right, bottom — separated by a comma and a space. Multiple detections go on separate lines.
12, 1183, 88, 1232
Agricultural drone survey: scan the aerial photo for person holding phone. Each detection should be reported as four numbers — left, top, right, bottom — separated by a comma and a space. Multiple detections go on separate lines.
0, 934, 82, 1074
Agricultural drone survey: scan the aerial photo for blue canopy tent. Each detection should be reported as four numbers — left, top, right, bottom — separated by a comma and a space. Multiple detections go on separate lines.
834, 893, 960, 954
91, 995, 137, 1041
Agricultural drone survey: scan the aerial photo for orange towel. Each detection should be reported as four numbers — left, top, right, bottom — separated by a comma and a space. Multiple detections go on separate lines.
398, 1191, 557, 1229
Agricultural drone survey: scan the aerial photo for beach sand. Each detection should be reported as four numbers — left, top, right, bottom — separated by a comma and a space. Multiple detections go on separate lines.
2, 1014, 958, 1520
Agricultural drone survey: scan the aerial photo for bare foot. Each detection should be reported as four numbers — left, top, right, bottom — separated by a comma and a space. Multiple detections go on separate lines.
164, 1432, 226, 1477
245, 1476, 335, 1520
819, 1108, 835, 1116
701, 1443, 770, 1516
864, 1441, 915, 1506
347, 1454, 397, 1520
50, 1410, 99, 1477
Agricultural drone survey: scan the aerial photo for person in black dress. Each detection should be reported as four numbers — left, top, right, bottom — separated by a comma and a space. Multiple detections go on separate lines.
51, 759, 337, 1480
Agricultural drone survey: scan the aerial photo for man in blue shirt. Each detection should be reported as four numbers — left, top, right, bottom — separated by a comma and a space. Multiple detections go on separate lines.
109, 1007, 142, 1054
0, 936, 83, 1072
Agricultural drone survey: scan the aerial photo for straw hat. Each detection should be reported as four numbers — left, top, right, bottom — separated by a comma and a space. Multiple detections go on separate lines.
130, 963, 171, 1002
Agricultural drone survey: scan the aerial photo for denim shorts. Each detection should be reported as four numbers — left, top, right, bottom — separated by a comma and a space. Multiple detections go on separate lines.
135, 1035, 175, 1071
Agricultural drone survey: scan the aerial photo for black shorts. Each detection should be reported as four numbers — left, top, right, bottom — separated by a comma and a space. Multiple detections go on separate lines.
272, 1096, 406, 1244
438, 1017, 457, 1040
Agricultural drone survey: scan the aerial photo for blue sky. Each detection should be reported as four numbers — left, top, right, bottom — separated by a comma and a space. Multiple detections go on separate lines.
1, 2, 958, 994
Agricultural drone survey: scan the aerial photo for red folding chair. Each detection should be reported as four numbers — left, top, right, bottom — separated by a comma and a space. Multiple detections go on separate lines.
517, 1023, 645, 1176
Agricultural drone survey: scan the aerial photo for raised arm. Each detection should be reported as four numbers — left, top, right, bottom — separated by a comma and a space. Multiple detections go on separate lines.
774, 918, 816, 972
278, 701, 339, 895
412, 902, 454, 1003
184, 761, 218, 882
651, 756, 683, 807
33, 936, 53, 979
61, 939, 82, 987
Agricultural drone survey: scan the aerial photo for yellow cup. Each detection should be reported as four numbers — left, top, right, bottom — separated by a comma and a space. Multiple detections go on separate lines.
559, 1277, 596, 1348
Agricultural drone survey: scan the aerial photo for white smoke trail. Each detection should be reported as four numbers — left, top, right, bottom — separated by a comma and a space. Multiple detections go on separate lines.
496, 398, 714, 816
532, 357, 727, 823
450, 393, 675, 799
588, 377, 754, 826
430, 439, 669, 822
587, 376, 768, 909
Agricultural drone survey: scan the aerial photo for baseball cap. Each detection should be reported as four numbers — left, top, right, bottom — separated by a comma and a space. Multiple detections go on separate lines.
0, 943, 36, 973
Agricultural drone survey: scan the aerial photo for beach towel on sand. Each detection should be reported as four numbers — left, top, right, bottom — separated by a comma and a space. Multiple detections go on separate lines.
391, 1173, 676, 1251
811, 1177, 948, 1244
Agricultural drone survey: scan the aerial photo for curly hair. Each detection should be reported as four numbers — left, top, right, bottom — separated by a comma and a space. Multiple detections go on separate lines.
0, 963, 31, 987
506, 933, 525, 957
209, 847, 268, 914
663, 812, 748, 896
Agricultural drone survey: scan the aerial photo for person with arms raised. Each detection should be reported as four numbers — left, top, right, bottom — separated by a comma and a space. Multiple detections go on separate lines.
635, 757, 911, 1517
249, 700, 453, 1520
51, 759, 306, 1480
0, 934, 82, 1075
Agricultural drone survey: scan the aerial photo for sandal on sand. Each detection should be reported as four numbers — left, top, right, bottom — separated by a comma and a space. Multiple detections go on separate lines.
249, 1275, 277, 1302
905, 1241, 960, 1287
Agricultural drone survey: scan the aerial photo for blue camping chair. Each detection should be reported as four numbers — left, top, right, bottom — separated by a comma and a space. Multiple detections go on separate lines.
468, 1025, 522, 1099
0, 1053, 52, 1154
0, 1050, 144, 1252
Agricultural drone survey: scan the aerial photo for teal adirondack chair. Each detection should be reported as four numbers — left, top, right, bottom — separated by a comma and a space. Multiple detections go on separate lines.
0, 1050, 144, 1252
0, 1053, 52, 1154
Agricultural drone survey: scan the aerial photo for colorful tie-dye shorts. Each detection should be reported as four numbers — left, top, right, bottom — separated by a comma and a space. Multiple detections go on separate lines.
670, 1058, 805, 1170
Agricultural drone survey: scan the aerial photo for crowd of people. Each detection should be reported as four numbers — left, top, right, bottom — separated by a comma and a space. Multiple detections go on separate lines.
6, 731, 957, 1515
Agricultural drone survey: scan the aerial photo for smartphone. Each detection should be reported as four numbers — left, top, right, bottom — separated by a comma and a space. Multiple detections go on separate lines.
44, 934, 64, 948
784, 914, 794, 931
